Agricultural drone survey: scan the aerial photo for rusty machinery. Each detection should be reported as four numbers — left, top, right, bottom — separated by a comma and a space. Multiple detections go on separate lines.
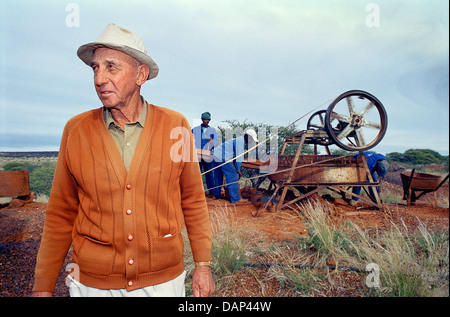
243, 90, 389, 216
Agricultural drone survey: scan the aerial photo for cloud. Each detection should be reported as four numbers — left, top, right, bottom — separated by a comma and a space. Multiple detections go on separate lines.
0, 0, 448, 155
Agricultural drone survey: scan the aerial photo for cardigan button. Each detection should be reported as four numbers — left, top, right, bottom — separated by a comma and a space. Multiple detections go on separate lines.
126, 209, 132, 215
128, 258, 134, 265
128, 280, 133, 286
126, 183, 132, 190
127, 234, 134, 241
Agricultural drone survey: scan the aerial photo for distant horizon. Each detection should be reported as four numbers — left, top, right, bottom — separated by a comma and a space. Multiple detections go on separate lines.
1, 148, 448, 157
0, 150, 59, 153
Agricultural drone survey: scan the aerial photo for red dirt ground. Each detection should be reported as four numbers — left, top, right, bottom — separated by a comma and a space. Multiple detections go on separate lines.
207, 181, 449, 241
0, 181, 448, 297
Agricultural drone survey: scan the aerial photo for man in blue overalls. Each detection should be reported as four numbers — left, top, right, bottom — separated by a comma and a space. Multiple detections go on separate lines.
212, 129, 258, 203
192, 112, 219, 195
350, 151, 388, 206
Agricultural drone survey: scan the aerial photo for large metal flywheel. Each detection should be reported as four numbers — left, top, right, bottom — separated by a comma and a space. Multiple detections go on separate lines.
324, 90, 388, 151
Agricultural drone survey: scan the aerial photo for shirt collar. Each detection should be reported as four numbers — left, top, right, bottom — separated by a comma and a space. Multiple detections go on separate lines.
104, 97, 147, 129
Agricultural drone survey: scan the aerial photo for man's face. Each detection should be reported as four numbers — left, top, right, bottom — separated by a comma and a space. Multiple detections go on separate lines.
202, 119, 210, 127
91, 48, 144, 109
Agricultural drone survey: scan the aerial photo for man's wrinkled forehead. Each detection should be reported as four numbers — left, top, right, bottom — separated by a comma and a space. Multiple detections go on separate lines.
91, 47, 137, 66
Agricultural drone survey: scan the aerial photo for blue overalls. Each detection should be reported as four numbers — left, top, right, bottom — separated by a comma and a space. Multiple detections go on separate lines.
352, 152, 386, 201
192, 124, 219, 193
212, 136, 245, 203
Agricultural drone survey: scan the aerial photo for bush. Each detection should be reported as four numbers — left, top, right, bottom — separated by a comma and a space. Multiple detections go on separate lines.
29, 163, 56, 196
387, 149, 448, 167
210, 203, 247, 275
2, 162, 37, 173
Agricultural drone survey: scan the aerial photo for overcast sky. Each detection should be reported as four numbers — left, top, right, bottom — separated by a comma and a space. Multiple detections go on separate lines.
1, 0, 448, 155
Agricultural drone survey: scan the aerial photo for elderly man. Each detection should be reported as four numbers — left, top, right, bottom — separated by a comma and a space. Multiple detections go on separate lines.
192, 112, 219, 195
32, 24, 214, 297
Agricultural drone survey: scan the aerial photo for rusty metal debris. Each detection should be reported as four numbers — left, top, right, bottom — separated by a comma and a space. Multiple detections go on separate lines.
0, 170, 33, 208
0, 170, 30, 198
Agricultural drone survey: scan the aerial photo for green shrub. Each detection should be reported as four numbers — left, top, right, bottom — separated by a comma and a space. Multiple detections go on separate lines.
29, 163, 56, 196
3, 162, 37, 172
210, 204, 247, 275
387, 149, 448, 167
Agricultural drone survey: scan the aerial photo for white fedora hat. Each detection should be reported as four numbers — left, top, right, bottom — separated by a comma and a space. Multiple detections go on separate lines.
77, 23, 159, 80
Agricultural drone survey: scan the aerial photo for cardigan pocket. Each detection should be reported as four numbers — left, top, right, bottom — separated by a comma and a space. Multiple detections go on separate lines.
73, 235, 114, 276
150, 232, 184, 272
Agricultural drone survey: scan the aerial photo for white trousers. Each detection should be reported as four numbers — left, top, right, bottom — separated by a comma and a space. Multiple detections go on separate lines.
69, 271, 186, 297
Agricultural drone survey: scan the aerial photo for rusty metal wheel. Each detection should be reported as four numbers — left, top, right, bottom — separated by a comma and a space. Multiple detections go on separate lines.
325, 90, 388, 152
307, 110, 333, 145
307, 110, 327, 131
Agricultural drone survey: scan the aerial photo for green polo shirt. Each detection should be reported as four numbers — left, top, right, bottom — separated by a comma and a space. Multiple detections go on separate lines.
104, 101, 147, 171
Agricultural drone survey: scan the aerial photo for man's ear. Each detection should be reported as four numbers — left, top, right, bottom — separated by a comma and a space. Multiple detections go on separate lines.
137, 64, 150, 85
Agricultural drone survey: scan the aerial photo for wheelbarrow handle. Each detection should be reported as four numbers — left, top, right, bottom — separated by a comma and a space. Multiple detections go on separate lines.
435, 173, 449, 191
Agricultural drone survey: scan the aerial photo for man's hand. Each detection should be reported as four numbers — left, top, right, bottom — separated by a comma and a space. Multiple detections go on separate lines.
192, 266, 215, 297
31, 291, 53, 297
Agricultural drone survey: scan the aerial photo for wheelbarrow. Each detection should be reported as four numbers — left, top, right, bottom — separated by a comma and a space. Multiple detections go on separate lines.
401, 169, 449, 206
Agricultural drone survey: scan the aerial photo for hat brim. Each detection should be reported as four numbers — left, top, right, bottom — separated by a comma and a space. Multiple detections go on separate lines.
77, 42, 159, 80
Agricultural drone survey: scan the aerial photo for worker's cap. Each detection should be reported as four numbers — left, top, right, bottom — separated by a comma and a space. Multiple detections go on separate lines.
77, 23, 159, 81
377, 160, 388, 178
201, 112, 211, 120
245, 128, 259, 143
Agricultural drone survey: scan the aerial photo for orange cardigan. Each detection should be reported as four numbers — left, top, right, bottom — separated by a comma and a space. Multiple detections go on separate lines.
33, 103, 212, 292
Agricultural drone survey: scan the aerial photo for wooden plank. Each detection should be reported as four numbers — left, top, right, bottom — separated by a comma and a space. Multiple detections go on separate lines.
0, 170, 30, 197
241, 159, 269, 169
279, 185, 327, 209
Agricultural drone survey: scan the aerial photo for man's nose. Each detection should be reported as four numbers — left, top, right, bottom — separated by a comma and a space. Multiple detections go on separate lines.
94, 67, 108, 87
